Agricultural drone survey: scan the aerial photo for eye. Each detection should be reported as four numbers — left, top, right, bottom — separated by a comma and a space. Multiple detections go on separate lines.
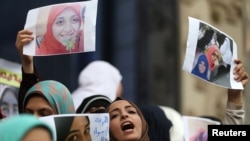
84, 127, 90, 135
110, 113, 118, 119
67, 135, 78, 141
71, 16, 80, 24
0, 105, 9, 114
55, 18, 65, 26
128, 110, 136, 114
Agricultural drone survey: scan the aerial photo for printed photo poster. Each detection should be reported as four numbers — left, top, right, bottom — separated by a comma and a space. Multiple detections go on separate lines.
182, 17, 243, 89
23, 0, 98, 56
39, 113, 110, 141
0, 58, 21, 118
182, 116, 221, 141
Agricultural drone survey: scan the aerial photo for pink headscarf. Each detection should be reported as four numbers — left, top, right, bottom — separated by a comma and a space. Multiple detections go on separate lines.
36, 3, 84, 55
205, 45, 220, 71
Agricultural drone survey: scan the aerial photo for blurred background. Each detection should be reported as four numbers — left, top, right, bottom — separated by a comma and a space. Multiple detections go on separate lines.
1, 0, 250, 123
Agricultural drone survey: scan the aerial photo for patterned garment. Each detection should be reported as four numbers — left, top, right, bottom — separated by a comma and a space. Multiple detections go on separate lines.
23, 80, 75, 114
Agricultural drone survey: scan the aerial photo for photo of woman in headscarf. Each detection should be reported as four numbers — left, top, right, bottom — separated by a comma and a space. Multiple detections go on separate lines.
0, 86, 19, 118
54, 115, 91, 141
36, 3, 85, 55
191, 54, 209, 81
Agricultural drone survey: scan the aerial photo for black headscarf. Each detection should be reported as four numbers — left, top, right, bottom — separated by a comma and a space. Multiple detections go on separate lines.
76, 95, 112, 113
140, 104, 172, 141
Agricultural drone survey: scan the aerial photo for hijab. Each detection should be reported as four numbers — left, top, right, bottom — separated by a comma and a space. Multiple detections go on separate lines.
140, 104, 172, 141
36, 3, 83, 55
105, 97, 150, 141
205, 45, 221, 71
72, 60, 122, 109
0, 114, 54, 141
23, 80, 75, 114
76, 94, 112, 113
191, 54, 209, 81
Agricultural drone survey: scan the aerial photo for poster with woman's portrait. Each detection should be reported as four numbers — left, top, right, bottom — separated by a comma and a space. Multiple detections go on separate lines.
182, 17, 243, 89
23, 0, 98, 56
0, 58, 21, 119
39, 113, 110, 141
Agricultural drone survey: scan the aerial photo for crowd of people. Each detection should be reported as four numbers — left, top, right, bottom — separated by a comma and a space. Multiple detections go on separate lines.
0, 3, 249, 141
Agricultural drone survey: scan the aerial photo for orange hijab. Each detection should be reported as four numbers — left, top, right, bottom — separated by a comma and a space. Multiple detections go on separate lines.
36, 3, 83, 55
205, 45, 220, 71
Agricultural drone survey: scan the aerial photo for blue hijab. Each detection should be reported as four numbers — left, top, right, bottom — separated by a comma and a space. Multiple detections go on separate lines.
191, 54, 209, 81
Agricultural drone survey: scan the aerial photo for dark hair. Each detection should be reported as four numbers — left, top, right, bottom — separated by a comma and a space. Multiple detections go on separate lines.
140, 104, 172, 141
54, 116, 90, 141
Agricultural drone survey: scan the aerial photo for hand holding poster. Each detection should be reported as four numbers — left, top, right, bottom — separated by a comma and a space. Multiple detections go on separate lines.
182, 17, 243, 89
23, 0, 98, 56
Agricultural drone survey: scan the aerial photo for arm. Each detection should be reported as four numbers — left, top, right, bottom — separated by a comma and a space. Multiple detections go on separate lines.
15, 29, 42, 113
223, 59, 248, 124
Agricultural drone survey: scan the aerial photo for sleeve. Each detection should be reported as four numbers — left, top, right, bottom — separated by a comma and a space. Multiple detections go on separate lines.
18, 65, 42, 113
223, 101, 245, 125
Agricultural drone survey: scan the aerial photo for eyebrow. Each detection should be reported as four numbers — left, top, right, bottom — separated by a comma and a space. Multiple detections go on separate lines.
25, 108, 53, 112
0, 102, 8, 106
110, 105, 133, 113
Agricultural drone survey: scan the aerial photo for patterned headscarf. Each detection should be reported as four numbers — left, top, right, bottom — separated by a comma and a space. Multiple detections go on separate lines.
36, 3, 84, 55
105, 97, 150, 141
23, 80, 75, 114
0, 114, 54, 141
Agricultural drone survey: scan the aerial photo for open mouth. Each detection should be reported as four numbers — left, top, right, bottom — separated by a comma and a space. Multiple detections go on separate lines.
122, 121, 134, 131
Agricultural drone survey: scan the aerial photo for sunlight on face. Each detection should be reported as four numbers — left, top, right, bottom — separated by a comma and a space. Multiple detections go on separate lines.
108, 100, 142, 141
52, 8, 81, 47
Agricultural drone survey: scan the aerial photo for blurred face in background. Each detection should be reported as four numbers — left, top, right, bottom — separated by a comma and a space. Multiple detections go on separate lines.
0, 88, 18, 117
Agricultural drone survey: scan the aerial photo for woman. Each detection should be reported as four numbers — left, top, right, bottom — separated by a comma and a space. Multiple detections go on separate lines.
36, 3, 84, 55
23, 80, 75, 117
16, 28, 76, 116
105, 97, 150, 141
191, 54, 209, 81
205, 44, 221, 71
54, 115, 91, 141
0, 114, 54, 141
0, 87, 19, 118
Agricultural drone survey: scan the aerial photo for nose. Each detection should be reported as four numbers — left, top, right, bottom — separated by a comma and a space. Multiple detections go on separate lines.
64, 22, 73, 32
121, 111, 128, 119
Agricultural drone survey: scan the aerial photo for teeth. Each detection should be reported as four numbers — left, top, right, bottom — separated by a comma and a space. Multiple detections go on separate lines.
123, 122, 130, 126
